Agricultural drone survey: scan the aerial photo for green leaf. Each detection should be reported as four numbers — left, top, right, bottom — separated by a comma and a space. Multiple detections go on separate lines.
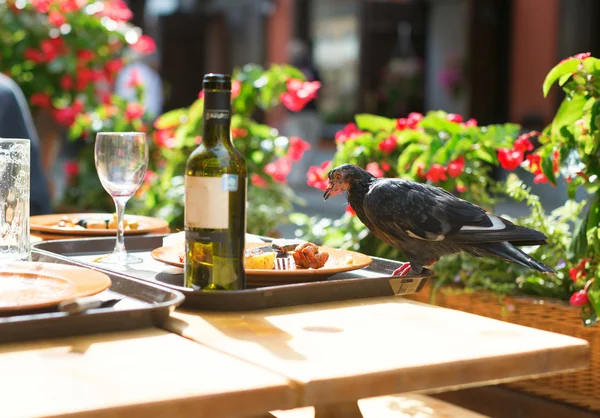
551, 95, 587, 138
558, 72, 573, 86
540, 152, 557, 185
397, 143, 425, 174
583, 57, 600, 73
585, 133, 598, 154
569, 211, 588, 260
591, 281, 600, 319
154, 108, 188, 130
472, 147, 497, 165
543, 58, 580, 97
355, 114, 396, 132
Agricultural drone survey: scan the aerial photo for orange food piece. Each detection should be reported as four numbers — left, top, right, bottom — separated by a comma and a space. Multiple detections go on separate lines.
292, 242, 329, 269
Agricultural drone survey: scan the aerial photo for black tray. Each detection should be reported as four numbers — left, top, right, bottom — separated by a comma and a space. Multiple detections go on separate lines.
33, 235, 432, 311
0, 249, 185, 344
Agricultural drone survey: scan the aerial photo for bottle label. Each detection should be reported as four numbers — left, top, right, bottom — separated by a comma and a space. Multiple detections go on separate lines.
222, 174, 238, 192
185, 176, 229, 229
205, 109, 230, 124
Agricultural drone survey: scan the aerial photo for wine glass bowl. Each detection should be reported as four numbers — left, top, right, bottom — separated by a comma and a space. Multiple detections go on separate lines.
94, 132, 148, 264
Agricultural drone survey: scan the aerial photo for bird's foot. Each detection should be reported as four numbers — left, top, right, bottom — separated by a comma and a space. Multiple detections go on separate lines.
392, 262, 412, 277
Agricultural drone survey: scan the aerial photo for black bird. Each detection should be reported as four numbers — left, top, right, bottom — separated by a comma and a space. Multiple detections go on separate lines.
323, 163, 556, 276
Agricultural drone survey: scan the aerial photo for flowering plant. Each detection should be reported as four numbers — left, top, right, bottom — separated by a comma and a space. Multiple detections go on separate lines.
293, 53, 600, 326
294, 110, 519, 255
65, 63, 317, 236
0, 0, 154, 126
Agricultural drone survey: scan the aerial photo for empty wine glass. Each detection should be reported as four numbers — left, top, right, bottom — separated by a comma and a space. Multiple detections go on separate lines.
94, 132, 148, 264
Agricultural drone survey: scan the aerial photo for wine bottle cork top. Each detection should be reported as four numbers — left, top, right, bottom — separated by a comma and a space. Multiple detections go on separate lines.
203, 73, 231, 91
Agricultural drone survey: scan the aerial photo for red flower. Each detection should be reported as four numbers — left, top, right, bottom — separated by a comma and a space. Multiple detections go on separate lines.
407, 112, 423, 126
77, 49, 95, 63
447, 113, 463, 123
378, 135, 397, 154
456, 184, 467, 193
125, 102, 145, 120
346, 204, 356, 216
60, 75, 73, 90
154, 129, 176, 148
264, 157, 292, 184
307, 161, 331, 191
127, 68, 143, 88
425, 164, 447, 182
40, 38, 65, 62
335, 123, 363, 144
533, 173, 548, 184
447, 156, 465, 178
48, 11, 67, 27
396, 118, 408, 131
497, 148, 524, 171
559, 52, 591, 64
198, 90, 204, 99
552, 149, 560, 174
366, 162, 384, 178
31, 0, 51, 12
99, 0, 133, 22
52, 106, 76, 127
463, 118, 478, 127
75, 68, 101, 91
64, 161, 79, 177
58, 0, 85, 13
131, 35, 156, 54
24, 48, 45, 64
287, 137, 311, 162
30, 93, 51, 108
231, 80, 241, 99
280, 79, 321, 112
381, 162, 390, 171
250, 173, 268, 188
232, 128, 248, 139
416, 162, 426, 179
570, 290, 589, 307
104, 59, 123, 76
513, 134, 534, 153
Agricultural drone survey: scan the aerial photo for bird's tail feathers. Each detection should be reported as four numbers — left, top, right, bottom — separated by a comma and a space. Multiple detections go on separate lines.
453, 223, 547, 245
468, 242, 556, 274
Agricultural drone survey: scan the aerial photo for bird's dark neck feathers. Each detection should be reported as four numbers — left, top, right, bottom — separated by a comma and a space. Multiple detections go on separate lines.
346, 173, 375, 218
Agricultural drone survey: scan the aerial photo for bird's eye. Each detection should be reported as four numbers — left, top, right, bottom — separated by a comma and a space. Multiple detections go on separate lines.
335, 173, 342, 180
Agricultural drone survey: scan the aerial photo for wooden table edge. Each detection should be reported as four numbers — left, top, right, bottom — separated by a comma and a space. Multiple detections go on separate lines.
294, 342, 590, 408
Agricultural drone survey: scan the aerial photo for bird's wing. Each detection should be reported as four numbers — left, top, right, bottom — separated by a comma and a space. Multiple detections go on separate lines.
362, 179, 494, 242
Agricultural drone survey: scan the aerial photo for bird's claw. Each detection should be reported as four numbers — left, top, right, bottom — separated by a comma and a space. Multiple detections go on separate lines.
392, 262, 412, 277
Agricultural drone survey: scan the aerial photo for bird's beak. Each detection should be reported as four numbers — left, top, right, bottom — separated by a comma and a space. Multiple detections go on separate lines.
323, 181, 338, 200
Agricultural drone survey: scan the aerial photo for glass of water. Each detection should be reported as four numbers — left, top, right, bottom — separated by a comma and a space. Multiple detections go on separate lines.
94, 132, 148, 264
0, 138, 30, 262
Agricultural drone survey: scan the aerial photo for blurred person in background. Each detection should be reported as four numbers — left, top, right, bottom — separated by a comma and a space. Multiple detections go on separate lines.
115, 49, 164, 119
0, 73, 53, 215
284, 38, 323, 187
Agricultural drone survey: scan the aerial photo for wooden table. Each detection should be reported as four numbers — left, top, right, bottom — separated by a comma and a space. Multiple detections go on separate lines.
0, 297, 589, 418
166, 296, 590, 417
0, 329, 295, 418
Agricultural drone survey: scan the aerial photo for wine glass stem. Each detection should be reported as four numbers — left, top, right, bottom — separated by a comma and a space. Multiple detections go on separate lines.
113, 196, 129, 257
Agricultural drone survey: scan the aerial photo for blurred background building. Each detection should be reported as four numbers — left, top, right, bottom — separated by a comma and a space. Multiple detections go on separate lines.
124, 0, 599, 225
133, 0, 600, 132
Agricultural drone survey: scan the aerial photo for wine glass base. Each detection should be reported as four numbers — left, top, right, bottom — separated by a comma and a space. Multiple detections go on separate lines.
95, 252, 144, 265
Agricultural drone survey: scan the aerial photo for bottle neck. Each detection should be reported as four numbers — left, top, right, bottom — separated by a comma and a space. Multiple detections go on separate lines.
203, 90, 232, 147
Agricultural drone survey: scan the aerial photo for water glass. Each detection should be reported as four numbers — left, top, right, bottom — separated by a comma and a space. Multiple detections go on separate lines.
0, 138, 30, 262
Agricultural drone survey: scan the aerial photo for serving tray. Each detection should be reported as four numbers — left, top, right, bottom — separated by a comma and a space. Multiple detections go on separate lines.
0, 249, 185, 344
33, 235, 432, 311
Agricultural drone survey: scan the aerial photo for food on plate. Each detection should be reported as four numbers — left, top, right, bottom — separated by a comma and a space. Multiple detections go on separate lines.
175, 240, 333, 271
55, 214, 140, 230
270, 238, 305, 253
244, 246, 277, 270
292, 242, 329, 269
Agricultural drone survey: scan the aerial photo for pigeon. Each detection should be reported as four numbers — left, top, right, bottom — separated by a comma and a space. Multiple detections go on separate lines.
323, 163, 556, 277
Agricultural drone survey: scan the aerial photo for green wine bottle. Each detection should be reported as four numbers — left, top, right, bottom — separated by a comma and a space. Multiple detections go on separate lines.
184, 73, 247, 291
